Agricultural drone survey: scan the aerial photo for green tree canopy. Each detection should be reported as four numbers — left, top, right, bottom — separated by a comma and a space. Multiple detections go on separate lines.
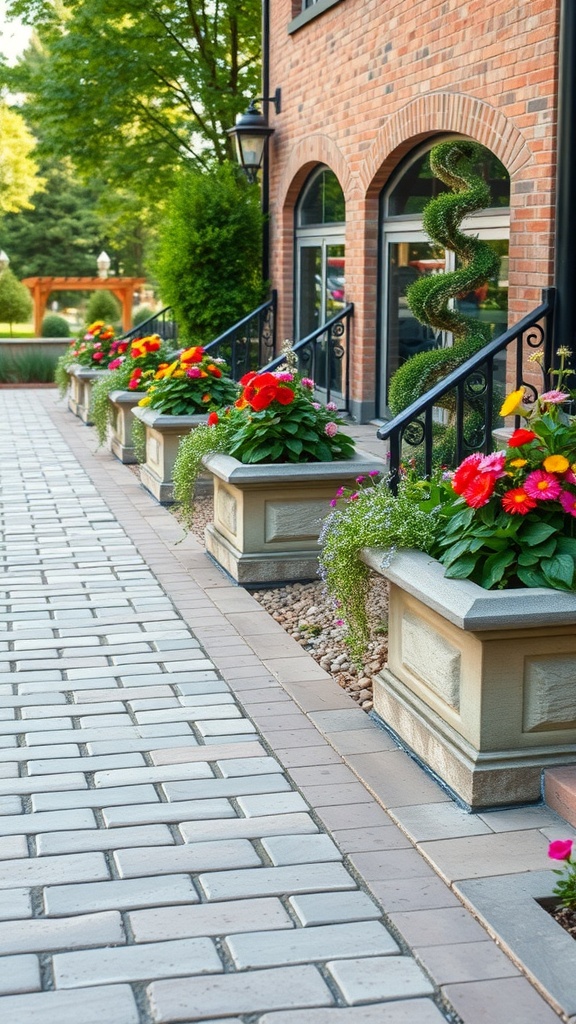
154, 162, 264, 343
0, 102, 43, 213
7, 0, 261, 196
0, 267, 33, 331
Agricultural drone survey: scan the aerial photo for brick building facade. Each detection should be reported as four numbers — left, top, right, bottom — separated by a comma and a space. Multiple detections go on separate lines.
265, 0, 559, 421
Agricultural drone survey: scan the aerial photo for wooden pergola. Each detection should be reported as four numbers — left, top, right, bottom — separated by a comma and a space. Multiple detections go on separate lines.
22, 276, 146, 336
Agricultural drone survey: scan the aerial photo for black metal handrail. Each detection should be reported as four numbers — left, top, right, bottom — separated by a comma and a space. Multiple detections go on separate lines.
264, 302, 354, 413
203, 292, 277, 379
118, 306, 178, 344
378, 288, 556, 492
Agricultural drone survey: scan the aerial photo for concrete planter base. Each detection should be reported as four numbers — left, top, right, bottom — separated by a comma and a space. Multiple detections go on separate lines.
362, 549, 576, 809
132, 406, 207, 504
108, 390, 142, 464
68, 367, 110, 424
204, 451, 387, 586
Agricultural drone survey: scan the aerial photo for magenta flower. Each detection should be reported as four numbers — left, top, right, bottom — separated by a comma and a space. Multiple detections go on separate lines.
186, 367, 202, 378
108, 358, 123, 369
334, 618, 344, 626
560, 490, 576, 516
549, 839, 574, 861
92, 351, 104, 361
335, 486, 345, 497
329, 498, 337, 507
275, 372, 294, 382
301, 377, 314, 389
348, 492, 359, 501
523, 469, 562, 501
356, 475, 365, 484
369, 470, 380, 477
539, 390, 570, 404
325, 421, 338, 437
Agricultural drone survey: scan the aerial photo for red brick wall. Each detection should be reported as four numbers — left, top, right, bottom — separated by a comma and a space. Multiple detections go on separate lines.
268, 0, 559, 416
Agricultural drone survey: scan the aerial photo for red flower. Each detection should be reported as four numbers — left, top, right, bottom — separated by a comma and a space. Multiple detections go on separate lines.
207, 412, 219, 426
508, 428, 537, 447
452, 453, 483, 495
274, 385, 295, 406
462, 473, 496, 508
239, 370, 258, 386
548, 839, 573, 861
501, 488, 538, 515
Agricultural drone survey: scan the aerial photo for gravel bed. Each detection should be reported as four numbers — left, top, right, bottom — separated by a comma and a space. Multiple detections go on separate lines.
185, 493, 388, 711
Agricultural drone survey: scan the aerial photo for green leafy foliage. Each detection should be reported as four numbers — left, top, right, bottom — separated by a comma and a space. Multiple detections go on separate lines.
41, 313, 70, 337
85, 290, 121, 326
173, 421, 234, 530
153, 164, 264, 343
0, 269, 33, 332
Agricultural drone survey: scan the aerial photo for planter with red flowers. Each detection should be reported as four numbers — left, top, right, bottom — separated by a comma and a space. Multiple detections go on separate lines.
131, 345, 238, 503
172, 364, 387, 584
56, 321, 118, 422
322, 377, 576, 808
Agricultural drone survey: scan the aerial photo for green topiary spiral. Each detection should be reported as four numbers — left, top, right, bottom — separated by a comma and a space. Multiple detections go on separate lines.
388, 140, 501, 414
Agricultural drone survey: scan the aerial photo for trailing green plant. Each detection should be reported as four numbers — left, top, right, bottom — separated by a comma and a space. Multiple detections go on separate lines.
388, 140, 501, 416
90, 364, 135, 445
173, 420, 234, 530
319, 474, 444, 661
131, 417, 146, 464
41, 313, 70, 338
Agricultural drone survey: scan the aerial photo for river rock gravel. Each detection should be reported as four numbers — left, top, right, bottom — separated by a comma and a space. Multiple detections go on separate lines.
186, 494, 388, 710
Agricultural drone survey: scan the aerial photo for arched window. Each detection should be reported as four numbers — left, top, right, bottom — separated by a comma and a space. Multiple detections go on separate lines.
295, 167, 345, 342
379, 139, 510, 417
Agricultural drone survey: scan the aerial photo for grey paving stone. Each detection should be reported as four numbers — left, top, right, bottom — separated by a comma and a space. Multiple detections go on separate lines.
147, 964, 333, 1021
31, 785, 160, 812
44, 873, 199, 916
36, 824, 174, 856
114, 839, 262, 878
261, 835, 342, 866
162, 774, 290, 802
197, 719, 257, 737
361, 876, 461, 913
0, 836, 28, 859
0, 694, 66, 708
203, 733, 262, 745
26, 727, 141, 746
289, 891, 382, 927
388, 906, 490, 947
0, 717, 73, 735
73, 686, 175, 703
178, 693, 236, 707
20, 702, 128, 719
53, 936, 222, 988
0, 983, 140, 1024
392, 802, 494, 842
442, 976, 563, 1024
102, 797, 236, 827
134, 705, 241, 724
258, 1002, 447, 1023
414, 940, 520, 984
226, 920, 399, 970
209, 756, 284, 778
237, 792, 309, 817
94, 763, 214, 787
199, 861, 357, 901
150, 739, 267, 766
0, 795, 23, 814
129, 896, 293, 942
0, 808, 96, 835
179, 812, 318, 845
326, 955, 434, 1003
0, 744, 81, 763
0, 773, 88, 796
28, 754, 147, 776
87, 735, 197, 755
0, 910, 124, 955
331, 826, 415, 854
0, 954, 41, 994
0, 887, 33, 920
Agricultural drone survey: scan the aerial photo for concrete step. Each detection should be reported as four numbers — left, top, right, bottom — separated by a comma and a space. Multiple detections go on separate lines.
543, 766, 576, 828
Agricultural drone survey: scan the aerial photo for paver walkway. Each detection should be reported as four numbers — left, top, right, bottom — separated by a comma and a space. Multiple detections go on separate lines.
0, 388, 568, 1024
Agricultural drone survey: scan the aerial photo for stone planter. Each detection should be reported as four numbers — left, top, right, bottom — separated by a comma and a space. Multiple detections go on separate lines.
132, 406, 207, 504
203, 450, 387, 586
108, 390, 142, 464
68, 367, 111, 424
362, 548, 576, 808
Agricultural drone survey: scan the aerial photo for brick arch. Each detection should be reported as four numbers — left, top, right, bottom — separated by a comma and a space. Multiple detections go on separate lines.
276, 134, 354, 211
361, 92, 533, 195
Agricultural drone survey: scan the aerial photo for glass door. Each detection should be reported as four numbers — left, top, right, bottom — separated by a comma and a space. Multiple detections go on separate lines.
296, 239, 346, 394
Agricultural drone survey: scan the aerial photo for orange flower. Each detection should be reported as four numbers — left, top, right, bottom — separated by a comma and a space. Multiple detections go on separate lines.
180, 345, 204, 364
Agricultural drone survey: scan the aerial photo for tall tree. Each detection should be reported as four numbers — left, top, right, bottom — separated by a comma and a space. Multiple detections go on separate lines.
0, 102, 43, 213
7, 0, 261, 196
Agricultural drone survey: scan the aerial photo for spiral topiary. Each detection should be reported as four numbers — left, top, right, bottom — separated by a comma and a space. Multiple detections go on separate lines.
388, 140, 501, 415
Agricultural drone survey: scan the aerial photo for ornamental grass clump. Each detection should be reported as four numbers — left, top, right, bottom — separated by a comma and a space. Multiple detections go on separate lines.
173, 362, 356, 531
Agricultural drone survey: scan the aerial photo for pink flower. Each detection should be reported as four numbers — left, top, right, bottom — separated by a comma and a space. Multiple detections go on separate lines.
356, 476, 365, 484
539, 390, 570, 404
301, 377, 314, 389
312, 402, 321, 410
326, 402, 338, 412
274, 371, 294, 382
108, 357, 123, 369
334, 618, 344, 626
477, 451, 506, 478
325, 421, 338, 437
186, 367, 202, 378
329, 498, 338, 507
92, 351, 104, 361
348, 492, 359, 500
335, 486, 345, 497
369, 470, 380, 478
560, 490, 576, 516
524, 470, 562, 501
548, 839, 573, 861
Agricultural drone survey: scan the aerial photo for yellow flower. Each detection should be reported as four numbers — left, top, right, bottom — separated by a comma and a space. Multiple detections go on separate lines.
543, 454, 570, 474
499, 388, 525, 417
174, 369, 185, 378
137, 396, 151, 407
509, 458, 527, 468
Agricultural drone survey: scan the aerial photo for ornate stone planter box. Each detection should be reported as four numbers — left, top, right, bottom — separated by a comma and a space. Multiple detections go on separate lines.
68, 367, 110, 424
108, 390, 141, 464
362, 548, 576, 809
203, 451, 387, 586
132, 406, 207, 504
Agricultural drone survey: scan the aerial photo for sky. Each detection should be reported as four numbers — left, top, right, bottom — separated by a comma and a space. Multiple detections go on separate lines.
0, 2, 32, 64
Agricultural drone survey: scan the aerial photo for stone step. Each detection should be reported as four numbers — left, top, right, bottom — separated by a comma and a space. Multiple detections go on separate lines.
543, 766, 576, 828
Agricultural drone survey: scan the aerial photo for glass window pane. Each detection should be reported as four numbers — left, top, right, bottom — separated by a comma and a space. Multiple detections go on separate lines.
299, 246, 322, 337
299, 169, 345, 225
386, 241, 443, 397
388, 146, 510, 217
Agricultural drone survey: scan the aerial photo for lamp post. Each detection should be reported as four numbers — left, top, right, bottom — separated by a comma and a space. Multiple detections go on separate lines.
0, 250, 10, 273
96, 251, 111, 280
